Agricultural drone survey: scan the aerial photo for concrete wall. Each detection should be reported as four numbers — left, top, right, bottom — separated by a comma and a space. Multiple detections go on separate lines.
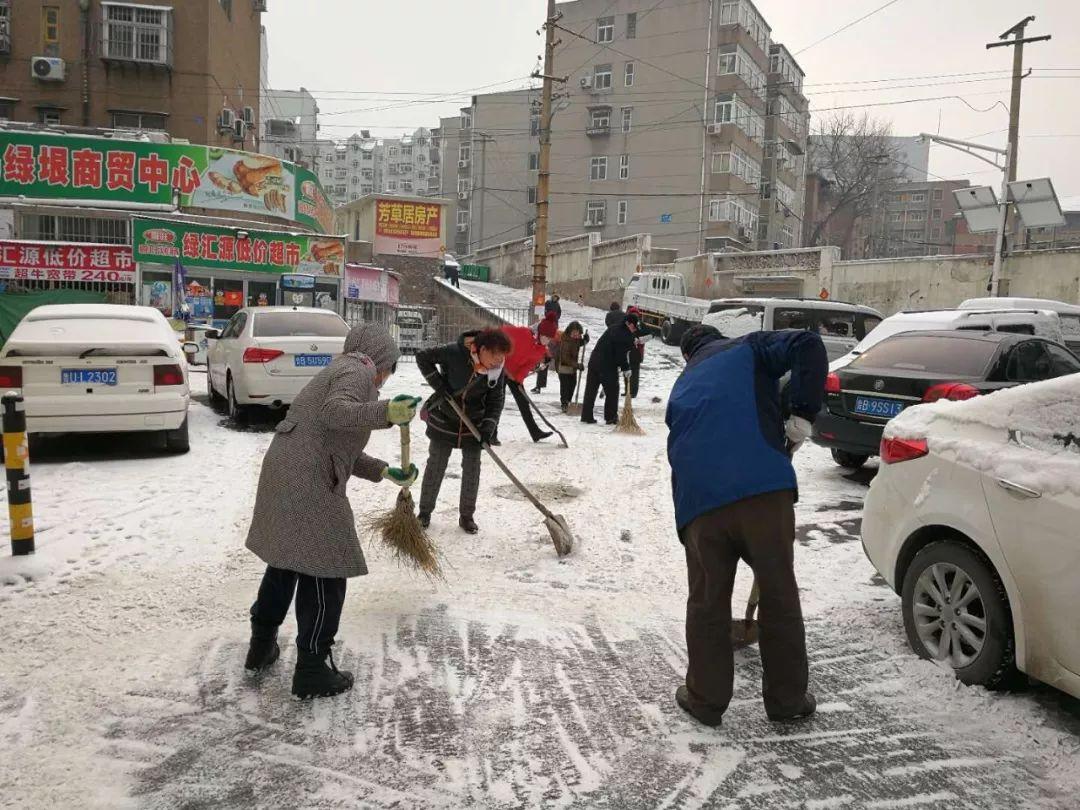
430, 279, 516, 332
377, 256, 441, 307
671, 246, 839, 300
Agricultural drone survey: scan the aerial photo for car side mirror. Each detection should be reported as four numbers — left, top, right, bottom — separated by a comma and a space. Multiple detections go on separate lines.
182, 342, 200, 358
204, 329, 221, 340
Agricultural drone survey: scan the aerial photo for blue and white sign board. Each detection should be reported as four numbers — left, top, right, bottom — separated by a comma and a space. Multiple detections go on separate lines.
660, 213, 673, 224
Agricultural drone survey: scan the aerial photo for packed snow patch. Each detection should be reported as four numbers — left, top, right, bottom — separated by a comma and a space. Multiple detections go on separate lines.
701, 308, 763, 339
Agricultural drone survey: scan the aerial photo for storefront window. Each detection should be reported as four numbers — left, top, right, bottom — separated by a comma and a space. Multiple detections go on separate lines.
314, 282, 338, 312
142, 270, 173, 315
248, 280, 276, 308
213, 278, 244, 321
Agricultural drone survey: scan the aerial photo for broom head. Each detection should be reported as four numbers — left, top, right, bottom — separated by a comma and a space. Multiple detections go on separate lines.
366, 488, 444, 580
614, 390, 645, 435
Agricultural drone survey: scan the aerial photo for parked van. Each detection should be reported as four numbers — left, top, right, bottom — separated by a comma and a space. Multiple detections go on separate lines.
959, 297, 1080, 355
702, 298, 885, 362
828, 307, 1065, 371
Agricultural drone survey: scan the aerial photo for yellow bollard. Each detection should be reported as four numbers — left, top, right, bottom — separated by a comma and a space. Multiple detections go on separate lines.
3, 393, 34, 556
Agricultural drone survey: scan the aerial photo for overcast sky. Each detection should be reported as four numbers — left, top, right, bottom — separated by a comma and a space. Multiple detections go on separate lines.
265, 0, 1080, 196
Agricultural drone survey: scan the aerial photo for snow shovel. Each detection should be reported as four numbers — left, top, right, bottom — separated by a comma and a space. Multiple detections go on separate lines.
566, 341, 587, 417
525, 393, 569, 448
442, 396, 574, 557
732, 438, 798, 648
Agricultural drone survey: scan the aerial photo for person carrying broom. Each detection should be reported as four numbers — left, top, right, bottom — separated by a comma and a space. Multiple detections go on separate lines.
581, 312, 640, 425
555, 321, 588, 413
666, 323, 826, 727
242, 323, 422, 699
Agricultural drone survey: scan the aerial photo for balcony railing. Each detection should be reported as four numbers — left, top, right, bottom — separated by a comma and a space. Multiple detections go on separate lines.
586, 124, 611, 137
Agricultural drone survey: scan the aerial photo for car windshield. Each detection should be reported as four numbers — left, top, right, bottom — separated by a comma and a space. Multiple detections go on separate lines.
851, 334, 1000, 376
252, 313, 349, 338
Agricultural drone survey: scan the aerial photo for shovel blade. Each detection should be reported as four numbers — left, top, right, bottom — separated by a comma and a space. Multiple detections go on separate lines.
731, 619, 759, 649
545, 514, 574, 557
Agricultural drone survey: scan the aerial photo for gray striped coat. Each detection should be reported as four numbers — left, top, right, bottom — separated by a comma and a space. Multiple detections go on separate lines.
245, 325, 399, 579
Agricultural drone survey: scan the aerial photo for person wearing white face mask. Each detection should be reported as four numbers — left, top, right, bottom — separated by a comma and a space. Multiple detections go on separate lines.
416, 328, 511, 534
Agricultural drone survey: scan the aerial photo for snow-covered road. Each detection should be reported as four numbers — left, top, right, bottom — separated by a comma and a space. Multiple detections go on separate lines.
1, 288, 1078, 808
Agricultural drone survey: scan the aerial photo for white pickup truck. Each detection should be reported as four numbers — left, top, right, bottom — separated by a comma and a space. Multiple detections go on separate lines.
622, 272, 712, 345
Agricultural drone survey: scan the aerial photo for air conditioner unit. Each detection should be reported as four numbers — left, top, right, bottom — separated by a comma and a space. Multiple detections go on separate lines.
31, 57, 65, 82
252, 0, 268, 11
232, 119, 247, 141
458, 159, 470, 169
580, 76, 593, 89
706, 123, 724, 135
585, 218, 604, 227
242, 106, 255, 126
458, 191, 469, 200
457, 223, 468, 233
218, 108, 236, 131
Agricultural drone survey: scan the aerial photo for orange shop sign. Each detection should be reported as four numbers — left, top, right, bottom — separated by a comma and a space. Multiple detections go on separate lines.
374, 199, 442, 257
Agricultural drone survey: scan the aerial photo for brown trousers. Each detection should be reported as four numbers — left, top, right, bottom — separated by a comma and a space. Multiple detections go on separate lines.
683, 489, 808, 718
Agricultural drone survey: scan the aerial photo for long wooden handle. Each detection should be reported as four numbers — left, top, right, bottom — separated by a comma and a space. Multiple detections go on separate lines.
399, 423, 410, 469
442, 395, 559, 522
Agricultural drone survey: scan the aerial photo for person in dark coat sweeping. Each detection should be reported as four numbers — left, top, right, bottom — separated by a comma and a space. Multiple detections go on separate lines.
666, 323, 827, 727
555, 321, 587, 412
243, 323, 421, 699
544, 294, 562, 325
625, 305, 646, 398
416, 328, 511, 534
581, 313, 640, 425
605, 301, 624, 328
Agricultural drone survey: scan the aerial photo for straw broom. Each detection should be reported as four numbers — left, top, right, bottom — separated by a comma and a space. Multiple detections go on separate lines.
366, 424, 443, 580
614, 383, 645, 435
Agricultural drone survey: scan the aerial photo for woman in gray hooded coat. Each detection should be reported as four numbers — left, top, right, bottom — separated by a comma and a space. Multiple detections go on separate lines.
243, 323, 422, 699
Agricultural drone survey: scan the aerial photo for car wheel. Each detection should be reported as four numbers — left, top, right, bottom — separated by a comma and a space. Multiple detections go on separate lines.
660, 319, 682, 346
901, 540, 1017, 689
207, 368, 224, 406
164, 417, 190, 454
832, 448, 869, 469
227, 375, 247, 423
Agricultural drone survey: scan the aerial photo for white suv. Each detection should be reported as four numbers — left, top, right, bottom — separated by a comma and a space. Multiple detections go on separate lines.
206, 307, 350, 420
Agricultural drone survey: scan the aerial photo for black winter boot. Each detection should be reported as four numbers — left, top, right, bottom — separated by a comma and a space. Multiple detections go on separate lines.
418, 511, 431, 528
291, 650, 354, 699
244, 622, 280, 672
459, 515, 479, 534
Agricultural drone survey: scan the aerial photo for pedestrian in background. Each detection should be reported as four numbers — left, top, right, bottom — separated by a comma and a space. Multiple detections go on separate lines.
555, 320, 588, 412
243, 324, 421, 699
581, 313, 640, 425
544, 293, 562, 326
625, 305, 646, 398
443, 256, 461, 288
605, 301, 624, 328
416, 328, 510, 534
666, 323, 826, 727
531, 309, 559, 393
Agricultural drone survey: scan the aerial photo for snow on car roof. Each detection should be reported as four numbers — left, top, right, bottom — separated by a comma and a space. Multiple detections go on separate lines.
24, 304, 164, 323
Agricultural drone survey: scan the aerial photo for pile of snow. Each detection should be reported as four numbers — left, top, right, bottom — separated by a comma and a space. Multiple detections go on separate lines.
886, 373, 1080, 495
700, 308, 762, 339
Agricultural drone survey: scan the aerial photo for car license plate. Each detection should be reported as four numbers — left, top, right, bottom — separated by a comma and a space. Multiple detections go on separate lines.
61, 368, 118, 386
294, 354, 332, 368
854, 396, 905, 418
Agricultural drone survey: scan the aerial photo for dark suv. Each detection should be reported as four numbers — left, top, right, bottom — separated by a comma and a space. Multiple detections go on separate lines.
812, 330, 1080, 469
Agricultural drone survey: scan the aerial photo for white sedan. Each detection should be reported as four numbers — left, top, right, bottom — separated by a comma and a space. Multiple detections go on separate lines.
861, 373, 1080, 699
0, 304, 191, 452
205, 307, 351, 420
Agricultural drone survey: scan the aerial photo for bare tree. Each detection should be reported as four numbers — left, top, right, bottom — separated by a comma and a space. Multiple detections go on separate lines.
805, 112, 907, 254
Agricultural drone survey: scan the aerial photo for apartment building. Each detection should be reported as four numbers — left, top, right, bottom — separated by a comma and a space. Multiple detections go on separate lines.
0, 0, 264, 148
861, 179, 970, 258
316, 128, 440, 208
757, 44, 808, 250
260, 88, 319, 170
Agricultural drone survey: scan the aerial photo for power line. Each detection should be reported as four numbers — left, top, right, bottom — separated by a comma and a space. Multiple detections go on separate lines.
794, 0, 905, 55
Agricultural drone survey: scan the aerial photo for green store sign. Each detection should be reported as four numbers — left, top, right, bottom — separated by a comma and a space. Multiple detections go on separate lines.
0, 131, 334, 234
133, 218, 345, 277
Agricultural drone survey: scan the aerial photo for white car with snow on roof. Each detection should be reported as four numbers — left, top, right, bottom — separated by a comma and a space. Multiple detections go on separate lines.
860, 373, 1080, 699
0, 304, 191, 452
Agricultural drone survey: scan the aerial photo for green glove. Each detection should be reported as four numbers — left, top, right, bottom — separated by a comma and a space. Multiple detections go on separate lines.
381, 463, 419, 487
387, 394, 422, 425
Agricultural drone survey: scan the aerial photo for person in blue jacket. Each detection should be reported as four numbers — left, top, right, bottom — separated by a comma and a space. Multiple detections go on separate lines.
666, 323, 827, 727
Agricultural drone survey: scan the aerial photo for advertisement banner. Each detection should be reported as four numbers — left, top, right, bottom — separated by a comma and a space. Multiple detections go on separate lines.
0, 240, 135, 283
344, 263, 391, 303
374, 198, 442, 257
133, 218, 345, 277
0, 132, 333, 233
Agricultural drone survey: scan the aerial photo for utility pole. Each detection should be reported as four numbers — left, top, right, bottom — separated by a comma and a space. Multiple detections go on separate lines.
987, 17, 1050, 249
471, 131, 494, 254
531, 0, 565, 324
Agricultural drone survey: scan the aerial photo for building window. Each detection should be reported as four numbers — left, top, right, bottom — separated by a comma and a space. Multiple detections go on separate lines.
585, 201, 606, 226
219, 0, 232, 18
708, 195, 759, 233
714, 92, 764, 144
363, 152, 373, 161
361, 184, 373, 194
38, 108, 63, 126
528, 152, 539, 171
596, 16, 614, 43
334, 185, 346, 195
624, 62, 635, 87
594, 64, 613, 91
457, 177, 471, 195
110, 110, 167, 131
102, 3, 172, 65
460, 110, 473, 130
911, 192, 927, 203
717, 44, 766, 101
626, 12, 637, 39
932, 208, 942, 220
386, 181, 397, 192
350, 176, 359, 186
890, 212, 903, 223
389, 147, 398, 157
719, 1, 770, 53
456, 210, 469, 228
932, 226, 943, 240
933, 188, 944, 201
590, 107, 610, 129
589, 156, 608, 181
527, 186, 537, 204
402, 180, 413, 192
711, 145, 760, 185
402, 146, 413, 157
323, 169, 333, 180
0, 100, 13, 121
19, 213, 129, 244
459, 143, 471, 163
617, 200, 628, 225
909, 210, 926, 222
42, 6, 60, 56
530, 114, 541, 137
621, 107, 632, 133
619, 154, 629, 180
335, 168, 347, 179
0, 3, 11, 56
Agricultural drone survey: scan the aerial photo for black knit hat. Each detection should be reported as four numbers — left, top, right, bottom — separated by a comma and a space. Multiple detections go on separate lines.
680, 324, 723, 360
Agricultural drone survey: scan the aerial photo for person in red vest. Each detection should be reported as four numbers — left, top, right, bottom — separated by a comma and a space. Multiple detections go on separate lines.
531, 310, 559, 394
491, 324, 553, 445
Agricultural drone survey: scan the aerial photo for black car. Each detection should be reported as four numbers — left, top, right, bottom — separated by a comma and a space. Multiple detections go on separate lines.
812, 330, 1080, 469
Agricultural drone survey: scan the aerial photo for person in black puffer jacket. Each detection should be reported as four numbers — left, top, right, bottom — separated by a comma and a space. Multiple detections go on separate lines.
581, 313, 641, 425
416, 328, 511, 534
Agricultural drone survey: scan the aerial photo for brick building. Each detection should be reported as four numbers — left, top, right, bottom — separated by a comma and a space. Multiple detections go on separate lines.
0, 0, 263, 148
